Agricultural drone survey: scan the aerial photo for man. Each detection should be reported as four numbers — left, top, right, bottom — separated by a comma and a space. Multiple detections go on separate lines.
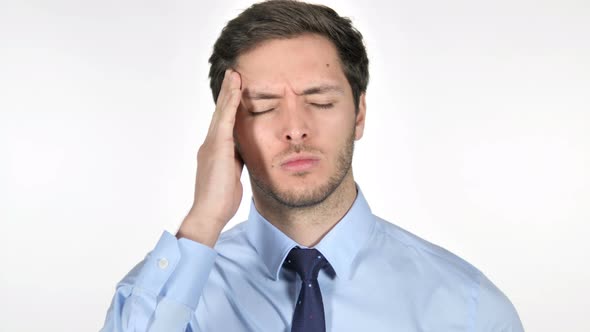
101, 1, 524, 331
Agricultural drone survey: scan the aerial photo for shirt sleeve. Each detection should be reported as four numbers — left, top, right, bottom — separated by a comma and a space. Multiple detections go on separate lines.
472, 273, 525, 332
100, 230, 217, 332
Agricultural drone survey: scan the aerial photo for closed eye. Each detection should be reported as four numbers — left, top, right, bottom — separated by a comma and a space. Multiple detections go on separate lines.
248, 108, 274, 116
311, 103, 334, 109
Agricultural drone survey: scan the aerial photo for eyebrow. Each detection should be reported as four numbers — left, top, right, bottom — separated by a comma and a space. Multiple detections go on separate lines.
244, 84, 344, 100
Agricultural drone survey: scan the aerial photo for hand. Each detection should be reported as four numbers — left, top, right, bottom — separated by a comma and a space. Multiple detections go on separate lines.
177, 69, 244, 247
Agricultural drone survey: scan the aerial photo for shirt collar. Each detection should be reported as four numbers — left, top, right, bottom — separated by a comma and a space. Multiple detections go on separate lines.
245, 184, 376, 281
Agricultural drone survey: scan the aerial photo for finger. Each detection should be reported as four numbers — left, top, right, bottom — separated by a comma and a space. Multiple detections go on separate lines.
215, 69, 232, 110
206, 69, 233, 135
217, 71, 242, 128
208, 69, 241, 133
216, 69, 240, 114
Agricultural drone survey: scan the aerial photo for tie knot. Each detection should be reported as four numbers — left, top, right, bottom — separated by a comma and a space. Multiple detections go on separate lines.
283, 247, 329, 281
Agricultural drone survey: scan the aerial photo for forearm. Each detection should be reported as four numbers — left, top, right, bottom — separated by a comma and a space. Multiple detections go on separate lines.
100, 231, 217, 332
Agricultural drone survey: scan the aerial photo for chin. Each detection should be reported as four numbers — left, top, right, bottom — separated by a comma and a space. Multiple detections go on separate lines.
270, 185, 333, 208
252, 168, 349, 209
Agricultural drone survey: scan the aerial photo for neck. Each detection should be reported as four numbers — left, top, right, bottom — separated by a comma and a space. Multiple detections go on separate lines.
251, 169, 358, 248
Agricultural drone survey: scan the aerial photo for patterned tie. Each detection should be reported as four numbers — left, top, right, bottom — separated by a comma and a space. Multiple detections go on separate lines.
283, 247, 331, 332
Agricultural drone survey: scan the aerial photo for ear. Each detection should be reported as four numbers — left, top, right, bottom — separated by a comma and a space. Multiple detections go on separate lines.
354, 93, 367, 140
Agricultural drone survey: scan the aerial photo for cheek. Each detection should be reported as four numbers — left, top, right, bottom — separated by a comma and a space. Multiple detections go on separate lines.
237, 118, 268, 143
235, 119, 276, 162
315, 109, 355, 139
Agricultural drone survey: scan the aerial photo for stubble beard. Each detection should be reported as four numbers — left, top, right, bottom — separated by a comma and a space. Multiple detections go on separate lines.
248, 128, 356, 209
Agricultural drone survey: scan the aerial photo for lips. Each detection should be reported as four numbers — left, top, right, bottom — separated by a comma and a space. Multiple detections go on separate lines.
280, 155, 320, 172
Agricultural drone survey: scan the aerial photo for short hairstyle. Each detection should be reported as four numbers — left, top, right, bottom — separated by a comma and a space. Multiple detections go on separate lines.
208, 0, 369, 113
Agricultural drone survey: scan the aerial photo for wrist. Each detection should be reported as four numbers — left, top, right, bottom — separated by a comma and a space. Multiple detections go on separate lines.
176, 214, 224, 248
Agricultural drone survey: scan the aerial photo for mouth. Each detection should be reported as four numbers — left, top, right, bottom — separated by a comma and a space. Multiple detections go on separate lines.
280, 155, 320, 172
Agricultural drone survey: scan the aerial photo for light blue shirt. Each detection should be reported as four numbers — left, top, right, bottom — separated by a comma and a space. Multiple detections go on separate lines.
101, 186, 524, 331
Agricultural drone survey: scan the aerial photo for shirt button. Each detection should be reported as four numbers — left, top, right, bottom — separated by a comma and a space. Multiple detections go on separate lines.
158, 258, 169, 269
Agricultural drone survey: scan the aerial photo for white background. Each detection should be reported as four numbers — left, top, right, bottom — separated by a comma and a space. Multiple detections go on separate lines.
1, 0, 588, 331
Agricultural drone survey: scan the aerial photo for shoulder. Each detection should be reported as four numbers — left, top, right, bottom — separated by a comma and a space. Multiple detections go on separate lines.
211, 221, 263, 268
372, 215, 481, 281
472, 273, 524, 331
373, 215, 523, 331
214, 221, 250, 252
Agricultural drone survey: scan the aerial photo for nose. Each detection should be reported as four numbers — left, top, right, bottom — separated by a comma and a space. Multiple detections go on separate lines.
285, 129, 307, 142
281, 103, 310, 144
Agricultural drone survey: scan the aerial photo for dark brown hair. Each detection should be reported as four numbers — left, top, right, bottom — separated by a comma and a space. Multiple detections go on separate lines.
208, 0, 369, 112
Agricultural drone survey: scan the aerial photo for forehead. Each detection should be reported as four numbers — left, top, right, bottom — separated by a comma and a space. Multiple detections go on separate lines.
234, 34, 348, 95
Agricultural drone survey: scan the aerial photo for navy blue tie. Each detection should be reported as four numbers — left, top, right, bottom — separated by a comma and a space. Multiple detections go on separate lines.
283, 247, 331, 332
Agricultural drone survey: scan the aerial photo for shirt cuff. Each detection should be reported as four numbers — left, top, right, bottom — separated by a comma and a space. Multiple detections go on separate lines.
135, 230, 218, 310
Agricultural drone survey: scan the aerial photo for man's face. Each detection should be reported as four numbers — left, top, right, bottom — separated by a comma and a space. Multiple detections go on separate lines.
234, 33, 366, 208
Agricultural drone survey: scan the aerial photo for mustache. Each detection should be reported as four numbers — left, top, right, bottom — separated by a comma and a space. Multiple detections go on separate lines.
276, 143, 323, 159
